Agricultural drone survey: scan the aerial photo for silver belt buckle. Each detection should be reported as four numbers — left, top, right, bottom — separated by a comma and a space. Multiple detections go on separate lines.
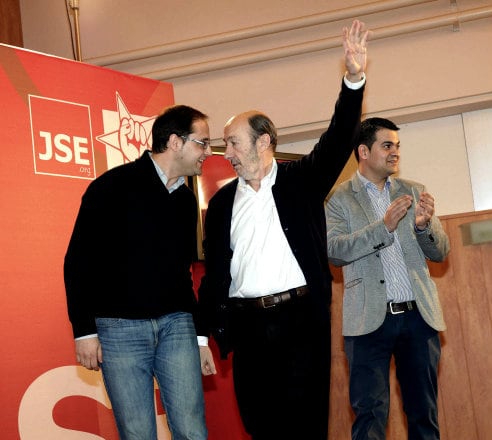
389, 301, 404, 315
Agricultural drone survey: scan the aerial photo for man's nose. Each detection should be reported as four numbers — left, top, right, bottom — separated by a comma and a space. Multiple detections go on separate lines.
223, 144, 234, 159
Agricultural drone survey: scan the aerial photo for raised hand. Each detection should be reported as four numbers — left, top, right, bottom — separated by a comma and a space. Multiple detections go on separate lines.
343, 19, 370, 81
119, 116, 150, 162
414, 191, 435, 230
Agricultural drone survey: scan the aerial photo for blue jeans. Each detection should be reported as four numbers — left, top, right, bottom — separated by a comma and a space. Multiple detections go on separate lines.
344, 308, 441, 440
96, 312, 207, 440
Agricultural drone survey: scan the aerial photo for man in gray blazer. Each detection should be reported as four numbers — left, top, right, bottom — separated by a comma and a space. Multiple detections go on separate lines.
325, 117, 450, 440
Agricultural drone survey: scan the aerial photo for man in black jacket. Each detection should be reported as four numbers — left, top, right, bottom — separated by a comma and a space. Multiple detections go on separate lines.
64, 105, 212, 440
197, 20, 369, 440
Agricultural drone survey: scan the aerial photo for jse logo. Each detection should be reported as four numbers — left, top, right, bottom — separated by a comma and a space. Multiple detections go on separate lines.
29, 95, 95, 179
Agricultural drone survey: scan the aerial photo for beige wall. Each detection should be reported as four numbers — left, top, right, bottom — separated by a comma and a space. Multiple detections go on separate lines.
18, 0, 492, 215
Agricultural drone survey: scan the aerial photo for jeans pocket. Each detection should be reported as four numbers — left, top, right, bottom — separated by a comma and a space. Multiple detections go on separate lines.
95, 317, 124, 329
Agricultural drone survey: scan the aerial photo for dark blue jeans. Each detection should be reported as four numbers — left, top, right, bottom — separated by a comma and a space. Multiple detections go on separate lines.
344, 308, 441, 440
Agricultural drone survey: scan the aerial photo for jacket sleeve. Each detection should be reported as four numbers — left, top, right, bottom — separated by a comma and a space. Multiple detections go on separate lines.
412, 185, 450, 262
288, 79, 365, 201
64, 186, 100, 338
325, 187, 395, 266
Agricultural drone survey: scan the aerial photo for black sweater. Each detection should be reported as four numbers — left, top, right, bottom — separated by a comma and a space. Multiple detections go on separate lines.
64, 150, 198, 338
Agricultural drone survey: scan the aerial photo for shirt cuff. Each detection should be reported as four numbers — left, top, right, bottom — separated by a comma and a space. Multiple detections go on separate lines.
75, 333, 98, 340
343, 72, 366, 90
414, 222, 430, 233
197, 336, 209, 346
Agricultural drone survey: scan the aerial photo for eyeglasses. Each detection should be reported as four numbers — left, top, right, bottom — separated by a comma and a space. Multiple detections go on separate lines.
180, 135, 211, 150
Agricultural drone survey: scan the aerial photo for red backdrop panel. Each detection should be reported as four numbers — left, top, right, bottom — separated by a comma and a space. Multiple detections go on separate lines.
0, 44, 247, 440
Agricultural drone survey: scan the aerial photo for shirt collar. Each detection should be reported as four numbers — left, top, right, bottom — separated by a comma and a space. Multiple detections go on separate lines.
357, 170, 391, 191
150, 152, 185, 192
238, 159, 277, 191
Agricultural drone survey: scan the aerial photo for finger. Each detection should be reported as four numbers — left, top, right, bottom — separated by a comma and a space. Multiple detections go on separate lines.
128, 118, 135, 139
139, 123, 148, 146
393, 196, 412, 209
134, 121, 141, 143
89, 357, 99, 371
119, 117, 131, 135
360, 29, 370, 47
351, 20, 360, 37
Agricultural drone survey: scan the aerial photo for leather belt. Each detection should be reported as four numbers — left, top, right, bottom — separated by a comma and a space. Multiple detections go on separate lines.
230, 286, 309, 310
387, 300, 417, 315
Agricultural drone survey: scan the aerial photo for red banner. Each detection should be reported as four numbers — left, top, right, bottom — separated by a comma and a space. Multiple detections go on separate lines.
0, 44, 247, 439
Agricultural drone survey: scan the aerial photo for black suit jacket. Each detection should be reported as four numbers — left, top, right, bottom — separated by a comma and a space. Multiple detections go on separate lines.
196, 79, 365, 358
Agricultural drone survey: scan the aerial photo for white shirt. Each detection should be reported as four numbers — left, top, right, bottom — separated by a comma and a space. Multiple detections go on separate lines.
229, 160, 306, 298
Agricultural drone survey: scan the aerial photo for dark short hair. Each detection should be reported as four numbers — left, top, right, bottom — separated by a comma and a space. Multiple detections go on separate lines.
354, 117, 399, 161
247, 112, 278, 151
152, 104, 208, 153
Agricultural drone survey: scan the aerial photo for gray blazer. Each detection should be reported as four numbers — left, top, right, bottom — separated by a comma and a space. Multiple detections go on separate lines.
325, 174, 449, 336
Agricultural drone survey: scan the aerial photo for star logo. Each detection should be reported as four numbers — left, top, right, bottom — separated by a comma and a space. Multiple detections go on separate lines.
96, 92, 157, 171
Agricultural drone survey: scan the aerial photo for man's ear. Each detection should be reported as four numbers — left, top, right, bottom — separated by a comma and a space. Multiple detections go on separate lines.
169, 133, 184, 152
358, 144, 369, 159
257, 133, 271, 153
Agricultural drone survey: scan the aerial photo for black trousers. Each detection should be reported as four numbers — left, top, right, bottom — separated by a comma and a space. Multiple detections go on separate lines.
344, 308, 441, 440
230, 297, 331, 440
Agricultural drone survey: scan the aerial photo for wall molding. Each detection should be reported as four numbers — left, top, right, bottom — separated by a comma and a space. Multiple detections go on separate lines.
86, 0, 433, 67
238, 90, 492, 146
85, 4, 492, 82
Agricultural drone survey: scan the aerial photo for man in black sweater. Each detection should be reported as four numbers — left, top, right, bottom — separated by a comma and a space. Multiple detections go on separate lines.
197, 20, 369, 440
64, 104, 212, 440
